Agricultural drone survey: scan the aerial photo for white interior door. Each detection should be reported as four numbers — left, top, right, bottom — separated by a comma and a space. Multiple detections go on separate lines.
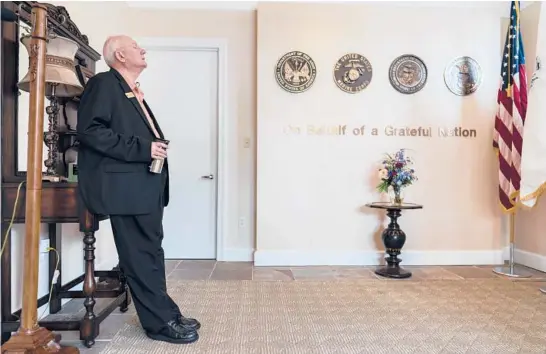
138, 46, 219, 259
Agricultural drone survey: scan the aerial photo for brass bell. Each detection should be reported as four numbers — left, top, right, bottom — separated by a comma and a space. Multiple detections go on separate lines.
18, 34, 83, 97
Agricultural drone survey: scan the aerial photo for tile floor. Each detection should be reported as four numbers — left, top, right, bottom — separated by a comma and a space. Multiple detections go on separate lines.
46, 261, 546, 353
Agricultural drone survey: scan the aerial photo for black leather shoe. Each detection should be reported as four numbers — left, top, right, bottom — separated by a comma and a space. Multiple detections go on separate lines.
146, 320, 199, 344
176, 314, 201, 330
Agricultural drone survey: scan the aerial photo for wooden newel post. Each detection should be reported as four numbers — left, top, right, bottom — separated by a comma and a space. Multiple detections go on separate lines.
19, 3, 47, 334
1, 3, 77, 354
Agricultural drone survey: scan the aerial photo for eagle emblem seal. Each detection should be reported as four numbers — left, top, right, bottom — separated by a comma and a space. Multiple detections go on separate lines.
444, 56, 483, 96
275, 51, 317, 93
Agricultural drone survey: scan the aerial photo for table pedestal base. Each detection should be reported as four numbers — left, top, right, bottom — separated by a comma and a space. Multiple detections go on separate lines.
376, 208, 412, 279
375, 265, 412, 279
366, 202, 423, 280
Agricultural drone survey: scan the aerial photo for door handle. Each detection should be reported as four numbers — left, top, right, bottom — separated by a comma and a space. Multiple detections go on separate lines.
201, 174, 214, 180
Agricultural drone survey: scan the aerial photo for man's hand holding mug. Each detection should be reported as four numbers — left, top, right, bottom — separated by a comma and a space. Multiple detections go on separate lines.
151, 141, 168, 160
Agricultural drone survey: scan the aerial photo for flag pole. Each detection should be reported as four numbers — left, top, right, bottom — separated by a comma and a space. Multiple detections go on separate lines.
491, 1, 533, 279
492, 212, 533, 277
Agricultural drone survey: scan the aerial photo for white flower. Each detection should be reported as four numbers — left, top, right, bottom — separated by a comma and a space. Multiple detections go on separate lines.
378, 169, 388, 179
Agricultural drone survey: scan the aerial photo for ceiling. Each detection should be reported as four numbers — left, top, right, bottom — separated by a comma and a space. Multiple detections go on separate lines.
125, 1, 535, 13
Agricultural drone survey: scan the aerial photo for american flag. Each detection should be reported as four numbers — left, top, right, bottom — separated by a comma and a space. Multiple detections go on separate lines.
493, 0, 528, 212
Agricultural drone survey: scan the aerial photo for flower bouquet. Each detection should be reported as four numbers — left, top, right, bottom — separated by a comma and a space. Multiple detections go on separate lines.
376, 149, 417, 205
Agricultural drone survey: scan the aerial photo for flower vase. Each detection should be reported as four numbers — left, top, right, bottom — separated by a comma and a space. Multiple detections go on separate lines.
389, 186, 404, 205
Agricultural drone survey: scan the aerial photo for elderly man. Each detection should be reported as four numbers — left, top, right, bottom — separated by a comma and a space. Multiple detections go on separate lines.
77, 35, 200, 344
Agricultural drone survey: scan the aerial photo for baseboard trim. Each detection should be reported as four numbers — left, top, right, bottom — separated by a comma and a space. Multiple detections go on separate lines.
95, 246, 545, 270
222, 248, 254, 262
513, 248, 546, 272
254, 249, 505, 267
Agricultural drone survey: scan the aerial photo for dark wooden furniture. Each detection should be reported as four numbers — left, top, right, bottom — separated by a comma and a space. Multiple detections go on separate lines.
366, 202, 423, 279
1, 1, 130, 348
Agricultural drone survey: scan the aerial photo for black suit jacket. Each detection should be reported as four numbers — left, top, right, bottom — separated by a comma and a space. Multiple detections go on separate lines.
77, 68, 170, 216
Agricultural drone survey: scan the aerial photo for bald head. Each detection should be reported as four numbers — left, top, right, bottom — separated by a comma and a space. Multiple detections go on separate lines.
103, 35, 128, 67
102, 35, 147, 74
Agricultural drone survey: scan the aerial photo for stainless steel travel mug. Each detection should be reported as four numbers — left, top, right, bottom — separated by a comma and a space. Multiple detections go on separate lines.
149, 139, 169, 174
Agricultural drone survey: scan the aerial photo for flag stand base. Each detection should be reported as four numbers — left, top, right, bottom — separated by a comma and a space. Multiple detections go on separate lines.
493, 231, 533, 278
493, 242, 533, 278
492, 264, 533, 278
493, 213, 533, 278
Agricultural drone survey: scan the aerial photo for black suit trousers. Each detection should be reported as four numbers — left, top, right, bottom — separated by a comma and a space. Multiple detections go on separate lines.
109, 171, 180, 333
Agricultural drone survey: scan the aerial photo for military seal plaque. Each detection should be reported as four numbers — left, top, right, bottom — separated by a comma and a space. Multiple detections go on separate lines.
275, 51, 317, 93
333, 53, 373, 94
388, 54, 428, 94
444, 56, 482, 96
530, 56, 541, 88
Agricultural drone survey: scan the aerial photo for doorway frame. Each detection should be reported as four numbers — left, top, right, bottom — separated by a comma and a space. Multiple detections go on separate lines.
136, 37, 229, 261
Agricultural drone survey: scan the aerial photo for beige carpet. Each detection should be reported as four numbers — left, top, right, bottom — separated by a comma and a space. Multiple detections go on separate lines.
100, 279, 546, 354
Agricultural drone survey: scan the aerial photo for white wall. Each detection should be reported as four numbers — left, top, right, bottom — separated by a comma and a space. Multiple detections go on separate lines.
255, 2, 512, 266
